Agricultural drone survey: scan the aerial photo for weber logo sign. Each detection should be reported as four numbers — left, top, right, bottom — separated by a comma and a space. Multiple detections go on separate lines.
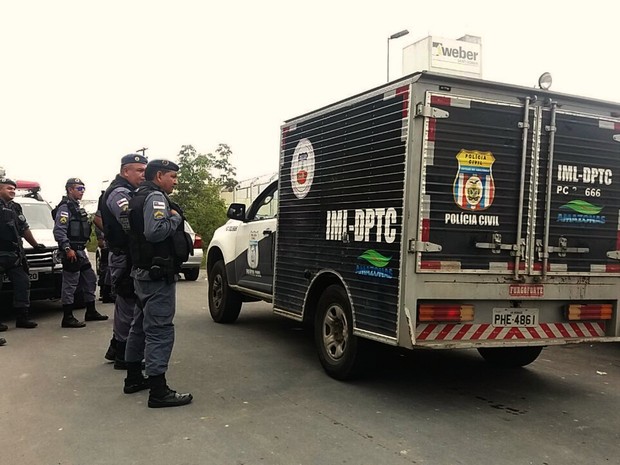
431, 38, 481, 74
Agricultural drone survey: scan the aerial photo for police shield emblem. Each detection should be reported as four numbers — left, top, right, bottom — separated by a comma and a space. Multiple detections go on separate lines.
247, 230, 260, 269
452, 149, 495, 211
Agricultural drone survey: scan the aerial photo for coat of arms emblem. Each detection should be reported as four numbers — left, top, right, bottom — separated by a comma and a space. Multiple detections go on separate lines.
452, 149, 495, 211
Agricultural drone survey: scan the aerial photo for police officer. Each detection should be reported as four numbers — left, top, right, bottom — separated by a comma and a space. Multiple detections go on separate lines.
124, 159, 193, 407
99, 154, 147, 370
0, 177, 42, 330
53, 178, 108, 328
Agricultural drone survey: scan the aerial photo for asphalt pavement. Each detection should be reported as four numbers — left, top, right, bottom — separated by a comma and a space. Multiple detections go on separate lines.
1, 271, 620, 465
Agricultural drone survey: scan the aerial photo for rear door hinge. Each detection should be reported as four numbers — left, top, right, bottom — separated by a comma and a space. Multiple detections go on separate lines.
415, 103, 449, 119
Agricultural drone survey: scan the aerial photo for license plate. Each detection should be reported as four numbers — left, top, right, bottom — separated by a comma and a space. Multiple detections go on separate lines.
2, 271, 38, 282
492, 308, 539, 327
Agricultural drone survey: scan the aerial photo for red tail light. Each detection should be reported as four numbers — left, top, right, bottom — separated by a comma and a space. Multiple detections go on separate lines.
418, 304, 474, 322
566, 304, 612, 321
193, 234, 203, 249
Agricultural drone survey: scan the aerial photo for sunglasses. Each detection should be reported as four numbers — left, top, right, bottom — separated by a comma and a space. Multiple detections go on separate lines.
74, 186, 85, 192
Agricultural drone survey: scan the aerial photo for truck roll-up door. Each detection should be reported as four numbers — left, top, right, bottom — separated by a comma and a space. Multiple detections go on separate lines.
417, 93, 534, 274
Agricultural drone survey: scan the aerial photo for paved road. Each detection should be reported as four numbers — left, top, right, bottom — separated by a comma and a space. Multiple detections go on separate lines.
1, 272, 619, 465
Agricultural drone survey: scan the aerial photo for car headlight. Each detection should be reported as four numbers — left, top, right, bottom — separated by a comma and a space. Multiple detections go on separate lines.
52, 249, 62, 264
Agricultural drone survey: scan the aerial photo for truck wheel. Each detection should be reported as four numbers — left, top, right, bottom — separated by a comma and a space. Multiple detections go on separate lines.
314, 285, 369, 380
477, 346, 543, 367
183, 268, 200, 281
208, 260, 242, 323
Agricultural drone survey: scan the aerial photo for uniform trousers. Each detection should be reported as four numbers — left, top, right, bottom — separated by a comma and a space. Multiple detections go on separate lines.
125, 276, 176, 377
61, 252, 97, 305
109, 252, 136, 342
2, 263, 30, 308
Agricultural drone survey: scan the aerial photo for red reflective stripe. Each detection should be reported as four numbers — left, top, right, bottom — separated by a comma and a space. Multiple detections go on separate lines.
396, 86, 409, 117
436, 324, 457, 340
539, 323, 557, 338
431, 95, 451, 106
428, 118, 436, 141
421, 218, 430, 242
417, 323, 437, 340
421, 261, 441, 269
569, 323, 586, 338
488, 326, 503, 339
555, 324, 571, 338
606, 263, 620, 272
526, 327, 541, 338
506, 327, 525, 339
470, 324, 489, 340
583, 321, 603, 337
453, 324, 472, 340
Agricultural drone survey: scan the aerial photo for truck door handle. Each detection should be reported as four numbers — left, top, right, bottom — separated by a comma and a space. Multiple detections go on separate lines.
263, 229, 273, 236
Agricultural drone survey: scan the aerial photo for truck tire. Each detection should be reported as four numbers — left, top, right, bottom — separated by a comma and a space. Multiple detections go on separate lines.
183, 268, 200, 281
477, 346, 543, 368
314, 284, 370, 380
208, 260, 242, 323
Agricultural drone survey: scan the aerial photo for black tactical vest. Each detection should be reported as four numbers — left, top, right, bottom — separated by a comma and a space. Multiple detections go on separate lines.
0, 201, 20, 252
100, 175, 134, 251
53, 197, 91, 249
127, 182, 191, 270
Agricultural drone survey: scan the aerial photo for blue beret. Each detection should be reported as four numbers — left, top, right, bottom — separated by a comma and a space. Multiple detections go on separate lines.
147, 159, 179, 172
121, 153, 148, 166
0, 177, 17, 187
65, 177, 85, 187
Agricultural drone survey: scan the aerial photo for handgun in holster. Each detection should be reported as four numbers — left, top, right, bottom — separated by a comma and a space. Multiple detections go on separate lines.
150, 257, 174, 283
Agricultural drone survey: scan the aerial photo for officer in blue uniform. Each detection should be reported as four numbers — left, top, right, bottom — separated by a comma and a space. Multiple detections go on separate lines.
53, 178, 108, 328
99, 154, 147, 370
0, 177, 42, 332
124, 159, 193, 407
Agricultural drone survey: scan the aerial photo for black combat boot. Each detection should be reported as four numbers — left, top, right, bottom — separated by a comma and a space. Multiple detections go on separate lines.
123, 361, 149, 394
105, 338, 117, 361
147, 374, 193, 408
15, 307, 38, 329
0, 322, 8, 332
101, 285, 115, 303
84, 301, 108, 321
114, 341, 127, 370
61, 304, 85, 328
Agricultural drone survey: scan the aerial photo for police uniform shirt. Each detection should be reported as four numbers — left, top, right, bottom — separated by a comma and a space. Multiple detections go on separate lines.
53, 197, 86, 253
0, 198, 29, 237
131, 189, 182, 281
143, 191, 182, 243
105, 184, 132, 226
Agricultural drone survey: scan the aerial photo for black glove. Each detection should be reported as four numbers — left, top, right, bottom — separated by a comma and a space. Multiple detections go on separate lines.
34, 244, 46, 250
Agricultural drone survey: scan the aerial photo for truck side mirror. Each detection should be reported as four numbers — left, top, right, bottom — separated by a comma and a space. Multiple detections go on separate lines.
227, 203, 246, 221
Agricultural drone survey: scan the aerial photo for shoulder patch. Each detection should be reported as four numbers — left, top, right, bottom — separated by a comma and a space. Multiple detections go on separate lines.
153, 200, 166, 210
116, 198, 129, 207
153, 210, 165, 220
60, 211, 69, 217
59, 217, 68, 224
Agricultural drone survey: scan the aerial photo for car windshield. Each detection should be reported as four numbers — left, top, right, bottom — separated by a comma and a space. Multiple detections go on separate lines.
20, 202, 54, 229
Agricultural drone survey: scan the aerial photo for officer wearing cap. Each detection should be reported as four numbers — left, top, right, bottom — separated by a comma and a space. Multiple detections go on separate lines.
53, 177, 108, 327
124, 159, 193, 407
98, 154, 147, 375
0, 177, 43, 332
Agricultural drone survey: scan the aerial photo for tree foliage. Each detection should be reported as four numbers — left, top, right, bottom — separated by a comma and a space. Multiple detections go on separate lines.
172, 144, 237, 247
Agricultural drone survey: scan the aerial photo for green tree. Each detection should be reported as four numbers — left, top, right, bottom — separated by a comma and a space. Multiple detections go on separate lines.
172, 144, 237, 247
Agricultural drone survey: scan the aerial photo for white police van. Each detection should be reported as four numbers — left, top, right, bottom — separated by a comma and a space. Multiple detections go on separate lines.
207, 71, 620, 380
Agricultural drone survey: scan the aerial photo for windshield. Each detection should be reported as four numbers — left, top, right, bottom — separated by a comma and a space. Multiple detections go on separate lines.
20, 202, 54, 229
